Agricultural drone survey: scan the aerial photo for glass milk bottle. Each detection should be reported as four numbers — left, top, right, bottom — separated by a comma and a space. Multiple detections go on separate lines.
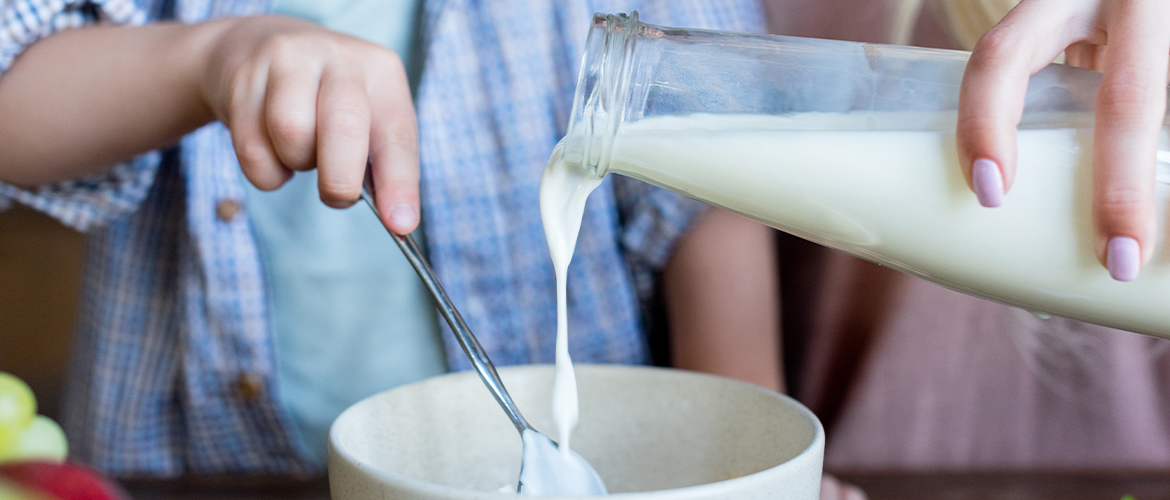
559, 12, 1170, 338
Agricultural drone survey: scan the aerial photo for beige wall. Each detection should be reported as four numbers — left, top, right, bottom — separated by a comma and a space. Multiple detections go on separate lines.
0, 207, 84, 420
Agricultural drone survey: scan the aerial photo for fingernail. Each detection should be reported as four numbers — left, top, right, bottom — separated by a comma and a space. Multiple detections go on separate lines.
1106, 236, 1140, 282
972, 159, 1003, 208
324, 198, 356, 209
389, 203, 418, 230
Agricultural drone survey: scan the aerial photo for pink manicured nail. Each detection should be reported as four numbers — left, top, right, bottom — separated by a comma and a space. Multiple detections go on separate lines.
1107, 236, 1140, 282
389, 204, 418, 231
972, 159, 1003, 208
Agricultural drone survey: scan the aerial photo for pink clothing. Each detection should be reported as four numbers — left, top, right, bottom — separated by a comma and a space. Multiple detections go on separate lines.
779, 237, 1170, 470
760, 0, 1170, 471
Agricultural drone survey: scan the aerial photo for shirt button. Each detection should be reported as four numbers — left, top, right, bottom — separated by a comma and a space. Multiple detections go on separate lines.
236, 373, 265, 402
216, 199, 242, 222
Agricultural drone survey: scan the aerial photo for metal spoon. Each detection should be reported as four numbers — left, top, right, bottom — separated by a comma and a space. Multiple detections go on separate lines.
359, 170, 607, 496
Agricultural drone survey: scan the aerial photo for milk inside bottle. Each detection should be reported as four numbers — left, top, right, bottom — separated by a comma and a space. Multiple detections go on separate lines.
552, 13, 1170, 338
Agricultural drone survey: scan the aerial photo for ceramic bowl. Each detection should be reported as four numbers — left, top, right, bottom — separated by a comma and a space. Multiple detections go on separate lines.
329, 364, 823, 499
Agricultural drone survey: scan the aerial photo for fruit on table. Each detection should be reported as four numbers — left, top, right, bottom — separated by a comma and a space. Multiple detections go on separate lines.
0, 374, 36, 453
0, 374, 65, 464
0, 462, 129, 500
0, 376, 121, 500
2, 419, 66, 464
0, 477, 54, 500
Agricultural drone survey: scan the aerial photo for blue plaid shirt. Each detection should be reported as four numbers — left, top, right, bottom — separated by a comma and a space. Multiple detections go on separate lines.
0, 0, 763, 476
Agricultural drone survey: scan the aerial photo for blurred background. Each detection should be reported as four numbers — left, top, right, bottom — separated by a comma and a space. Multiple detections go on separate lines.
0, 0, 960, 445
0, 206, 83, 422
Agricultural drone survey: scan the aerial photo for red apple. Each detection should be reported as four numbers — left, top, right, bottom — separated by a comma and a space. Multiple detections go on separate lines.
0, 462, 128, 500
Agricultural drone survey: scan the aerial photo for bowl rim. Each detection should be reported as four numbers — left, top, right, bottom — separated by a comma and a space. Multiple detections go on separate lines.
328, 364, 825, 499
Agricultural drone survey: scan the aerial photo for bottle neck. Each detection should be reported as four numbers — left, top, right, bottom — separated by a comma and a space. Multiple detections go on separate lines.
562, 12, 641, 179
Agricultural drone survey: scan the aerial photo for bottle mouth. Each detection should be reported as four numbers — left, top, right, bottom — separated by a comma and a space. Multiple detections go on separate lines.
562, 12, 641, 178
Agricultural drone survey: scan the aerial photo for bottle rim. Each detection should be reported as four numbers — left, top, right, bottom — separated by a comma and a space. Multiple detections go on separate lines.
563, 11, 641, 178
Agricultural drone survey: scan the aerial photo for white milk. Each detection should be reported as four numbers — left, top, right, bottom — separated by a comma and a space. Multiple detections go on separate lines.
604, 113, 1170, 337
539, 144, 602, 458
536, 111, 1170, 472
517, 428, 608, 495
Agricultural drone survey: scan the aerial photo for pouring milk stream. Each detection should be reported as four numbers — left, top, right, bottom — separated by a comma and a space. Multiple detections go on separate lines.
539, 143, 602, 459
535, 13, 1170, 481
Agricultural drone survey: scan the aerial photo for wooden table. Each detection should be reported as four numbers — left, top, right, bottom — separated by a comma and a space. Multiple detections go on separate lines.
123, 477, 329, 500
837, 471, 1170, 500
122, 471, 1170, 499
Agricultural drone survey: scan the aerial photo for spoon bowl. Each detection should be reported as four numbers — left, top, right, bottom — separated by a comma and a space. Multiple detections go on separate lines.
359, 174, 606, 495
519, 429, 607, 495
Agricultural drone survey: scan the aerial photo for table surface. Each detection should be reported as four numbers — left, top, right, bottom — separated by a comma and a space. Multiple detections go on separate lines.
121, 471, 1170, 500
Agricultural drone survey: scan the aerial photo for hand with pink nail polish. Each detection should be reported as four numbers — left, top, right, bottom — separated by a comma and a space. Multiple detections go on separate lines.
955, 0, 1169, 281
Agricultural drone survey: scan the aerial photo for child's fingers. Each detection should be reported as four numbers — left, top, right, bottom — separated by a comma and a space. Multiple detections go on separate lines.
265, 59, 322, 171
229, 64, 292, 191
368, 55, 420, 235
956, 0, 1083, 207
315, 66, 371, 209
1091, 1, 1170, 280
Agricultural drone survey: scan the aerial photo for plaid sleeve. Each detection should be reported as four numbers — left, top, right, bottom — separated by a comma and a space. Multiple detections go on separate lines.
0, 152, 163, 231
0, 0, 158, 232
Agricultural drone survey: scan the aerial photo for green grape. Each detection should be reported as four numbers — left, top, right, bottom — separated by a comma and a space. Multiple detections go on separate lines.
0, 374, 36, 454
0, 417, 67, 464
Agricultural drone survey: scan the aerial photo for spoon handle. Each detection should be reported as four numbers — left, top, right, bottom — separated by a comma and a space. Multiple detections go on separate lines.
360, 173, 532, 435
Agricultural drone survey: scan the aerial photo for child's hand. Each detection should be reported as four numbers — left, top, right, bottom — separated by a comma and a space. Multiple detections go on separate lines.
201, 16, 419, 234
956, 0, 1169, 281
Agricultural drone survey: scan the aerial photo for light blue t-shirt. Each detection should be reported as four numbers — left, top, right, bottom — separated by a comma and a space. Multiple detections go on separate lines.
246, 0, 443, 467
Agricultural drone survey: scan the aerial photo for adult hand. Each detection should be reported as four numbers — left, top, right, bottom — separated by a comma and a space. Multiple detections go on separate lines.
956, 0, 1169, 281
201, 16, 419, 234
